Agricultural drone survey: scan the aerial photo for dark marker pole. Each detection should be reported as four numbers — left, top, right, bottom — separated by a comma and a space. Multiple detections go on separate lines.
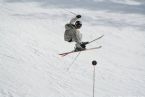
92, 60, 97, 97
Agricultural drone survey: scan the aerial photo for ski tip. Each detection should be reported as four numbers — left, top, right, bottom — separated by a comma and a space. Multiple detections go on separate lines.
96, 45, 102, 48
59, 53, 64, 56
100, 35, 104, 38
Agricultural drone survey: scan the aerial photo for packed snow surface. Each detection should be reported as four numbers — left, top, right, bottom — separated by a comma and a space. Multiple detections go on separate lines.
0, 1, 145, 97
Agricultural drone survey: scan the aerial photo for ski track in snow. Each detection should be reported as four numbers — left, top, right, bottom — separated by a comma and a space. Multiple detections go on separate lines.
0, 1, 145, 97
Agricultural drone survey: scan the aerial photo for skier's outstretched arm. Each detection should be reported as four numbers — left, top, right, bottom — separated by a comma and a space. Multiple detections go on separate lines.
69, 15, 81, 24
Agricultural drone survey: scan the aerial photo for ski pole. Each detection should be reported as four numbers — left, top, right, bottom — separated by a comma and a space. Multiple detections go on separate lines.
64, 9, 77, 16
67, 52, 81, 71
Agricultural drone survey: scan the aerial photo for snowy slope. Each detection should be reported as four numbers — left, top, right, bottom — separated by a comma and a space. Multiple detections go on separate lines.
0, 1, 145, 97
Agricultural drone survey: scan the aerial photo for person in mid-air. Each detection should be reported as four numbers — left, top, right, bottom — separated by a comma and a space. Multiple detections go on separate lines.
64, 15, 88, 51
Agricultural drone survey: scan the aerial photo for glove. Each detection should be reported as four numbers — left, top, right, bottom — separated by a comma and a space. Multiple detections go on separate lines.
76, 15, 81, 18
80, 42, 89, 48
80, 44, 86, 48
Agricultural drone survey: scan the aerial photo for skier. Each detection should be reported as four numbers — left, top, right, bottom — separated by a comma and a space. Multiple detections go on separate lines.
64, 15, 88, 51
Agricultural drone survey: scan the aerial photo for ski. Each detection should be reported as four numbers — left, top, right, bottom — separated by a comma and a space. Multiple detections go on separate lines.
59, 46, 102, 57
88, 35, 104, 44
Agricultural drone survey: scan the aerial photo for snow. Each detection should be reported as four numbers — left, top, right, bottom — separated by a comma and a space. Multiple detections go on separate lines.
0, 1, 145, 97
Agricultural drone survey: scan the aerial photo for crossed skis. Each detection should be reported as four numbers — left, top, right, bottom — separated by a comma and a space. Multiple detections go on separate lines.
59, 35, 104, 57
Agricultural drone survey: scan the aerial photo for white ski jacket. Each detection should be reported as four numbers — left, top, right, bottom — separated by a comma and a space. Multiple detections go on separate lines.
64, 17, 82, 43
